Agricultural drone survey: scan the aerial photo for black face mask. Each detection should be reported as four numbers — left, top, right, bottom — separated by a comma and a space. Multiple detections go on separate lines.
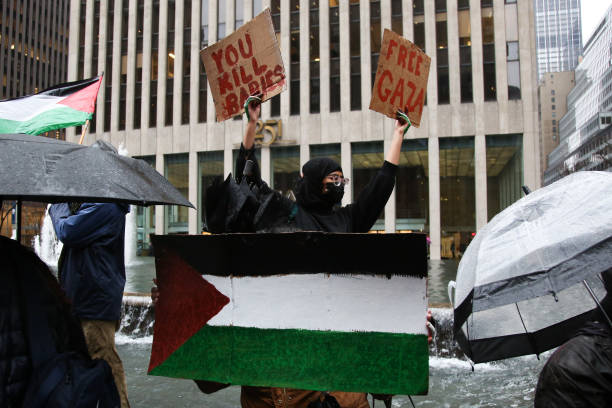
322, 183, 344, 204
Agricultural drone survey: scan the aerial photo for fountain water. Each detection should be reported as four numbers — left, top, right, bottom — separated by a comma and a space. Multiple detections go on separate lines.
32, 204, 62, 269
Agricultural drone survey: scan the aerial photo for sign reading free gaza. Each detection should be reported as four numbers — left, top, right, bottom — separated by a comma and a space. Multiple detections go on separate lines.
370, 29, 431, 127
201, 8, 286, 122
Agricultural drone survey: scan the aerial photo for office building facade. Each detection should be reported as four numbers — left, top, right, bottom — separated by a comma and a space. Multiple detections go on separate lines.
544, 6, 612, 185
537, 70, 574, 182
65, 0, 540, 260
534, 0, 581, 80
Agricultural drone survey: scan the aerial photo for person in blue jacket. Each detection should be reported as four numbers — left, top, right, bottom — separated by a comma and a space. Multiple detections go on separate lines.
49, 202, 131, 408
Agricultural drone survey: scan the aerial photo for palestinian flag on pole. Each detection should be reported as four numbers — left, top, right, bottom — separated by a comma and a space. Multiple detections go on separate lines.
0, 75, 102, 135
148, 233, 429, 395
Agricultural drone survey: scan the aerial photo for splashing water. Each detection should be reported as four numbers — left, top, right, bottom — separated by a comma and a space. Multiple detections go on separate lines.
32, 205, 62, 269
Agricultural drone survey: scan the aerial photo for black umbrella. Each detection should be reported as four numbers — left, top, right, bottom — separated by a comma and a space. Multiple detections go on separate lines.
449, 171, 612, 363
0, 133, 194, 240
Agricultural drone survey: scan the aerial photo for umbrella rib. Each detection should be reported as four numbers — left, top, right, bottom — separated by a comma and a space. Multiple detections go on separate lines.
514, 303, 540, 360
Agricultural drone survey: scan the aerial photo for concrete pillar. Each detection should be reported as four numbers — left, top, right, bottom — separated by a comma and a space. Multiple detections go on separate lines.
260, 0, 272, 119
403, 0, 413, 42
66, 0, 82, 143
341, 141, 352, 206
155, 153, 165, 235
339, 0, 350, 114
447, 0, 460, 106
84, 0, 94, 78
96, 0, 108, 137
475, 134, 487, 229
173, 0, 184, 129
188, 150, 198, 234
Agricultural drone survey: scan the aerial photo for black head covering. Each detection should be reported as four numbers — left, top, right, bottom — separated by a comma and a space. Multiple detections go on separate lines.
295, 157, 343, 212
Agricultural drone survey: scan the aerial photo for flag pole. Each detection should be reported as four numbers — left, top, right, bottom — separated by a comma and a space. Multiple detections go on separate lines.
79, 119, 90, 145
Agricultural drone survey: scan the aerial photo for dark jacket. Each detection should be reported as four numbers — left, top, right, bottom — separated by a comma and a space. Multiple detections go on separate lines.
233, 143, 397, 233
0, 236, 87, 407
49, 202, 129, 321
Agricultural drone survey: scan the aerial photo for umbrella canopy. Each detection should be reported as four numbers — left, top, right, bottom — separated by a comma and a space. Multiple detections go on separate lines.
0, 133, 194, 208
450, 171, 612, 363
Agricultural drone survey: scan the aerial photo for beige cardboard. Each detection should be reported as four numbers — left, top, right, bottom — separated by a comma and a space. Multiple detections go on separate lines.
369, 29, 431, 127
201, 8, 286, 122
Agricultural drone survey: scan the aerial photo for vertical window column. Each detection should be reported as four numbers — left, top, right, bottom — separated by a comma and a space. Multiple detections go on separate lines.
119, 0, 129, 131
104, 0, 114, 132
349, 1, 360, 111
198, 0, 208, 123
149, 1, 159, 128
165, 0, 175, 126
370, 0, 381, 88
458, 0, 472, 103
309, 0, 320, 114
290, 0, 299, 115
181, 0, 191, 124
481, 1, 496, 101
270, 0, 281, 117
505, 1, 520, 100
329, 1, 340, 112
436, 0, 449, 104
134, 0, 144, 129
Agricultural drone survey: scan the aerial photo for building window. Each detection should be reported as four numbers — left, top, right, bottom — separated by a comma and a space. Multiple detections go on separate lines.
486, 134, 522, 220
119, 1, 129, 131
182, 0, 192, 125
310, 143, 341, 163
90, 0, 101, 133
350, 2, 361, 110
104, 0, 115, 132
150, 3, 159, 127
235, 0, 244, 28
310, 0, 320, 114
397, 139, 429, 233
330, 3, 340, 112
270, 0, 281, 117
391, 0, 402, 36
552, 105, 555, 110
507, 41, 520, 99
199, 151, 224, 232
440, 136, 475, 259
271, 146, 300, 197
481, 6, 496, 101
371, 0, 381, 88
198, 0, 208, 123
352, 141, 385, 231
134, 156, 156, 253
458, 4, 472, 102
165, 1, 175, 126
413, 0, 425, 50
551, 89, 555, 95
134, 0, 144, 129
551, 97, 555, 103
290, 0, 300, 115
164, 154, 189, 234
436, 6, 449, 104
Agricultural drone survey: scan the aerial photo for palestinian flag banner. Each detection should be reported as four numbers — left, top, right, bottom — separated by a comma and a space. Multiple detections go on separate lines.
148, 232, 429, 395
0, 75, 102, 135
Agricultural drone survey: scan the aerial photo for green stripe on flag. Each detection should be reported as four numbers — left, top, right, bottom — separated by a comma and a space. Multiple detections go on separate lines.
149, 325, 429, 395
0, 105, 91, 135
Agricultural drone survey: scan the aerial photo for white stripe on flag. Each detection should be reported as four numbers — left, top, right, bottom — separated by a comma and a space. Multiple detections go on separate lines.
0, 94, 65, 122
204, 274, 427, 334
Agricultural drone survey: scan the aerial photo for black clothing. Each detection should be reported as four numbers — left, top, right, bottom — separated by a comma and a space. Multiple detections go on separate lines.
232, 143, 397, 233
0, 236, 87, 407
296, 157, 343, 212
534, 321, 612, 408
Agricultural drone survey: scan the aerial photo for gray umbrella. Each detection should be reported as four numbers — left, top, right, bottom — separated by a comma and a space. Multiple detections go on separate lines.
449, 171, 612, 363
0, 133, 194, 240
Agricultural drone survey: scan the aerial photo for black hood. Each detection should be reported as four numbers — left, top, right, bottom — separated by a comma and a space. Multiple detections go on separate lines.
295, 157, 343, 213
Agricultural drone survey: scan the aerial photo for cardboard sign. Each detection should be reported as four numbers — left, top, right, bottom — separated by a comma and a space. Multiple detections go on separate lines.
369, 29, 431, 127
201, 8, 286, 122
148, 232, 429, 396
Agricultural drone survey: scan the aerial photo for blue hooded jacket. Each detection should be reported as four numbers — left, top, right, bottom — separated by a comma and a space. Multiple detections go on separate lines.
49, 202, 129, 321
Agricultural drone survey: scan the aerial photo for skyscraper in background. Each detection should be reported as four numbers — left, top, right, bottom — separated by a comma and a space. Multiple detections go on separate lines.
534, 0, 582, 79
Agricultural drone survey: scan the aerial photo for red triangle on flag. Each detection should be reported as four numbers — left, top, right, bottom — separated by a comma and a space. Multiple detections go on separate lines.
57, 77, 102, 113
148, 249, 230, 373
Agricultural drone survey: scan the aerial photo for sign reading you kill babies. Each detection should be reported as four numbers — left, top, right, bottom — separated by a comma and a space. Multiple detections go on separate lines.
201, 8, 286, 122
369, 29, 431, 127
